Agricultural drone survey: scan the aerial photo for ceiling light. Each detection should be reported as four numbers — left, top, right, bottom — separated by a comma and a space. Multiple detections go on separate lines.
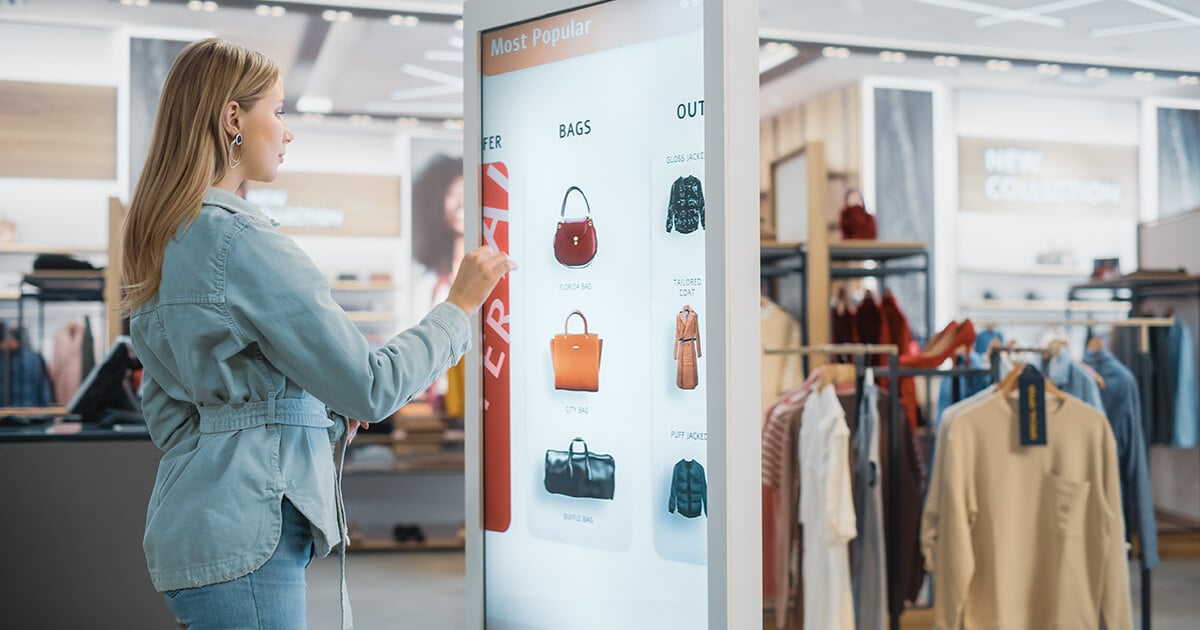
454, 19, 464, 30
202, 1, 217, 11
322, 9, 337, 21
821, 46, 849, 59
933, 55, 959, 67
1036, 63, 1061, 76
1085, 67, 1109, 79
1180, 75, 1200, 86
120, 0, 136, 5
404, 15, 419, 26
879, 51, 906, 63
255, 4, 270, 16
135, 0, 149, 5
186, 0, 202, 9
986, 59, 1012, 72
349, 114, 372, 126
337, 10, 352, 21
1133, 71, 1155, 82
388, 14, 404, 25
396, 117, 419, 127
271, 5, 284, 16
443, 119, 464, 130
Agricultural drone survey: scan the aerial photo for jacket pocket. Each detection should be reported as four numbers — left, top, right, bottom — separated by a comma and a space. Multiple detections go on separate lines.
1049, 474, 1090, 538
149, 455, 188, 510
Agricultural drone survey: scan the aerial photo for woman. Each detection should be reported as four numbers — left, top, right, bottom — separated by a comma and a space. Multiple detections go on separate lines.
122, 39, 511, 628
411, 154, 465, 309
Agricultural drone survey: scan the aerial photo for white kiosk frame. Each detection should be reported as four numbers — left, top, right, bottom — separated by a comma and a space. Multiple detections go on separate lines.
461, 1, 759, 627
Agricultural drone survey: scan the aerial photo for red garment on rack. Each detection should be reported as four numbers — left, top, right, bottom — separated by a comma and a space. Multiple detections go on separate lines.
880, 292, 921, 428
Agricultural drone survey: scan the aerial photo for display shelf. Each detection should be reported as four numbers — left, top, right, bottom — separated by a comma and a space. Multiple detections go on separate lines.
0, 245, 108, 256
342, 461, 464, 475
960, 300, 1132, 313
829, 240, 929, 262
958, 265, 1091, 277
330, 281, 401, 292
345, 311, 399, 323
348, 537, 464, 552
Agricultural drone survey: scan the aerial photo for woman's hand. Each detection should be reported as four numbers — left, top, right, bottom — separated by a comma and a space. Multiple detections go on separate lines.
347, 419, 369, 445
446, 246, 516, 315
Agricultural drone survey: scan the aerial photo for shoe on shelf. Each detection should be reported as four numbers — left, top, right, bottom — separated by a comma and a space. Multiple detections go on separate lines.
900, 320, 977, 369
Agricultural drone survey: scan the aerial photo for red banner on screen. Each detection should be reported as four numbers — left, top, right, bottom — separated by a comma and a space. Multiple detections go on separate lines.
481, 162, 511, 533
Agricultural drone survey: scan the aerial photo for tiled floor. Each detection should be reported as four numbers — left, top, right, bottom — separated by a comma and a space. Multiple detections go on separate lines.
310, 552, 1200, 629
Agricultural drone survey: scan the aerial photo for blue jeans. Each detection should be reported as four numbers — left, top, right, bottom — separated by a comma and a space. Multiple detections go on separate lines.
163, 499, 314, 629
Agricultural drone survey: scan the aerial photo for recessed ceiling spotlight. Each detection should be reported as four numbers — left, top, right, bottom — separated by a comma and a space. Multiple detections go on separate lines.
349, 114, 372, 126
1036, 63, 1061, 76
270, 5, 284, 17
255, 4, 270, 16
454, 19, 464, 30
321, 9, 337, 21
1179, 75, 1200, 86
186, 0, 202, 8
1085, 67, 1109, 79
404, 15, 419, 26
985, 59, 1012, 72
821, 46, 849, 58
121, 0, 136, 5
1133, 71, 1155, 82
337, 10, 352, 21
396, 117, 420, 127
933, 55, 959, 67
135, 0, 150, 5
388, 14, 404, 26
202, 0, 217, 11
879, 51, 906, 63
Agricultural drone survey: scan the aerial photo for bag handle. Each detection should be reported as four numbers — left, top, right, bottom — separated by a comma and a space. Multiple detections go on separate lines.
844, 188, 865, 208
560, 186, 592, 219
567, 437, 591, 479
563, 310, 589, 335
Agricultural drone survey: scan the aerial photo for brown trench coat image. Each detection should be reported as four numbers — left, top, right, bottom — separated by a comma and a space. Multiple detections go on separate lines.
674, 306, 701, 390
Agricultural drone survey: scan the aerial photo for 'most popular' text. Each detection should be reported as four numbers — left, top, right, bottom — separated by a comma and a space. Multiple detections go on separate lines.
490, 19, 593, 56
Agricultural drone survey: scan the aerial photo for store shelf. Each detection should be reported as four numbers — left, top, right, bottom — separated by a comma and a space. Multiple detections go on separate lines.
331, 281, 401, 292
958, 265, 1091, 277
0, 245, 107, 256
829, 240, 928, 261
961, 300, 1132, 313
343, 461, 464, 475
349, 537, 464, 552
346, 311, 399, 323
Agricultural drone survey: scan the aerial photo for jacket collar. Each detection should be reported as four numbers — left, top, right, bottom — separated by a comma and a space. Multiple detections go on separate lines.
203, 187, 280, 227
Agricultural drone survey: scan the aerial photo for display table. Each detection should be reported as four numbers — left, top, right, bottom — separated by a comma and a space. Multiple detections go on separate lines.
0, 424, 178, 629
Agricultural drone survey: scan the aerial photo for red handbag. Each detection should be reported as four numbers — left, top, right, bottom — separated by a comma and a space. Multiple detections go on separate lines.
554, 186, 597, 268
839, 189, 877, 240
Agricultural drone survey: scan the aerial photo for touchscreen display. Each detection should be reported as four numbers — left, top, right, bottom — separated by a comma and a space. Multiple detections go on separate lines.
480, 1, 707, 626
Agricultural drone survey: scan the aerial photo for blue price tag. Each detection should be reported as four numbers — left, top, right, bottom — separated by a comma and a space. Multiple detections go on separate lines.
1018, 366, 1047, 447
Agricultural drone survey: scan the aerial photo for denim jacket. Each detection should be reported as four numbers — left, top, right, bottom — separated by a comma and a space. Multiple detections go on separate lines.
130, 188, 469, 601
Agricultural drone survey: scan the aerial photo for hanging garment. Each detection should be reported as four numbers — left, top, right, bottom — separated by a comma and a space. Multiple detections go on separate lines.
665, 175, 705, 234
839, 388, 926, 606
7, 341, 53, 408
668, 458, 707, 518
799, 384, 857, 630
1083, 348, 1159, 570
1046, 345, 1106, 414
762, 388, 808, 627
81, 314, 96, 379
674, 306, 701, 390
1168, 318, 1198, 448
935, 351, 992, 427
760, 299, 802, 416
854, 292, 885, 346
878, 293, 920, 429
50, 321, 85, 405
849, 377, 887, 630
924, 393, 1132, 630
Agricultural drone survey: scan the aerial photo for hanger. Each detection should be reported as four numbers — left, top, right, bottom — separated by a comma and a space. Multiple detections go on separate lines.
996, 363, 1067, 400
816, 363, 857, 390
1086, 336, 1105, 352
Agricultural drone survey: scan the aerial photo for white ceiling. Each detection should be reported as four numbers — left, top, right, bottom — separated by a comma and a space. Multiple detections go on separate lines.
2, 0, 1199, 121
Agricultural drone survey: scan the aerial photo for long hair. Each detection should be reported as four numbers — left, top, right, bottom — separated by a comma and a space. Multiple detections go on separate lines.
121, 38, 279, 314
411, 154, 464, 276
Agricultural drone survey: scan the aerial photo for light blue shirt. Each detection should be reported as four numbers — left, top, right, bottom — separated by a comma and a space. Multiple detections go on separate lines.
131, 187, 469, 594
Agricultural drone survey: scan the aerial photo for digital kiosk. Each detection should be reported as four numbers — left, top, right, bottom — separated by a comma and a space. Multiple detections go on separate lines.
463, 1, 759, 627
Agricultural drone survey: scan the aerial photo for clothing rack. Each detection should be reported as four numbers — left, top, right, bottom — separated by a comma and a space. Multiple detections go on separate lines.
980, 317, 1172, 630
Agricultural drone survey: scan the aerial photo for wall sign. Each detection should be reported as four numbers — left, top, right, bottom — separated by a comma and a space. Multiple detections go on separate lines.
959, 137, 1138, 215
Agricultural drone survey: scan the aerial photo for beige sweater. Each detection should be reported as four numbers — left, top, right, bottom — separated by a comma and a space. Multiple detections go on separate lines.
923, 392, 1132, 630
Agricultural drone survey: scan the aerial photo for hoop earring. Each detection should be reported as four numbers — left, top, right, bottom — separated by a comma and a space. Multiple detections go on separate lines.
228, 133, 243, 168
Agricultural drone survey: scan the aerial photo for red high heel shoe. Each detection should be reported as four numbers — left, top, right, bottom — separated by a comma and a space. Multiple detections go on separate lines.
900, 319, 977, 368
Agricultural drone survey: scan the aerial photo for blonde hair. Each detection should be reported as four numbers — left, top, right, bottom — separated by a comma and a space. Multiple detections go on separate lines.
121, 38, 279, 314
